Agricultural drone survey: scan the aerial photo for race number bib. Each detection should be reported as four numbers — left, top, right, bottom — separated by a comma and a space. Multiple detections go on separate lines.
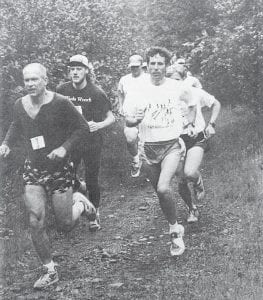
30, 136, 45, 150
75, 105, 83, 115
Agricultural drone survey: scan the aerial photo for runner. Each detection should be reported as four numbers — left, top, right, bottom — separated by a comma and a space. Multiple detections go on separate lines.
0, 63, 96, 289
168, 58, 203, 89
171, 63, 221, 222
56, 54, 115, 231
118, 54, 149, 177
125, 47, 197, 256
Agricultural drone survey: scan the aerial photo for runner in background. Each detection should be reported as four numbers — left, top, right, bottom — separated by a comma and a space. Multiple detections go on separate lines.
118, 54, 149, 177
169, 63, 221, 223
56, 55, 115, 231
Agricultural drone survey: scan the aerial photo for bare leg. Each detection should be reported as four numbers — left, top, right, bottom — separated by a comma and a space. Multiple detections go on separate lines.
157, 151, 182, 224
52, 188, 84, 232
24, 185, 51, 265
124, 127, 139, 157
184, 146, 204, 182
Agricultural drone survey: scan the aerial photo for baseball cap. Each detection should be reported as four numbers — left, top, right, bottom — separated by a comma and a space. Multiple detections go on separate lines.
176, 58, 186, 65
68, 54, 89, 68
128, 55, 143, 67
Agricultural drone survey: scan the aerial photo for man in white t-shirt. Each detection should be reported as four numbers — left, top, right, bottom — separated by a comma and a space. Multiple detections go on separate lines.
169, 63, 221, 223
125, 47, 197, 257
167, 58, 203, 89
118, 54, 149, 177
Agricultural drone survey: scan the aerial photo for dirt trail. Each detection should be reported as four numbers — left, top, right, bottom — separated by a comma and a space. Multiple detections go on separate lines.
1, 106, 263, 299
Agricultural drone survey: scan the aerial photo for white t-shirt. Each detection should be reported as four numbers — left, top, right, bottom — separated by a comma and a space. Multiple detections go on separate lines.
118, 73, 150, 114
184, 75, 202, 89
127, 78, 196, 143
181, 88, 216, 134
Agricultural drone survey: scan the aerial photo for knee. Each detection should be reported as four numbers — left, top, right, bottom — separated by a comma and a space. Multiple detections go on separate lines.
184, 168, 196, 180
157, 183, 169, 197
124, 127, 138, 144
29, 213, 44, 231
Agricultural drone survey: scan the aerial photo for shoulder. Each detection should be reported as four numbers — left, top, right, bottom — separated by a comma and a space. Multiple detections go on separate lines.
52, 93, 73, 107
88, 82, 107, 98
56, 81, 72, 93
120, 73, 131, 82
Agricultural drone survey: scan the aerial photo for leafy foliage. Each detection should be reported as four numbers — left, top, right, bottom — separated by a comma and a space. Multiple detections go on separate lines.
0, 0, 263, 139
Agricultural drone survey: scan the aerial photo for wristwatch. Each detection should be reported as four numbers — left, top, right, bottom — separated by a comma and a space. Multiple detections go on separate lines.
209, 122, 216, 128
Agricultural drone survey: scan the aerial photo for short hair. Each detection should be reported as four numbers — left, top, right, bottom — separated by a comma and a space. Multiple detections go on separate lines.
145, 47, 172, 65
23, 63, 47, 78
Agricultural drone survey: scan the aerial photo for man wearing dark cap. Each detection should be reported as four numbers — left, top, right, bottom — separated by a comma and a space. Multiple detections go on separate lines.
56, 54, 115, 231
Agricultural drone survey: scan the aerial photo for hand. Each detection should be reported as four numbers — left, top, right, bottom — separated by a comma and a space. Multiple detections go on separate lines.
0, 144, 10, 157
88, 121, 101, 132
134, 108, 145, 122
47, 146, 67, 160
187, 124, 197, 138
205, 123, 216, 138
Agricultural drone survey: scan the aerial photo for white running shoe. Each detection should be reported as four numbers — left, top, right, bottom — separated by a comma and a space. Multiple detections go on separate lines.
170, 224, 185, 256
187, 205, 199, 223
73, 192, 96, 221
33, 267, 59, 289
89, 209, 101, 232
131, 159, 142, 177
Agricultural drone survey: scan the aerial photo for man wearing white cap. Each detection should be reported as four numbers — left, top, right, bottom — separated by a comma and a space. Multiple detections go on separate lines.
57, 54, 115, 231
118, 54, 149, 177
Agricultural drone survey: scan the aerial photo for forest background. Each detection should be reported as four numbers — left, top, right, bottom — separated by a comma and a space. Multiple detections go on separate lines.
0, 0, 263, 140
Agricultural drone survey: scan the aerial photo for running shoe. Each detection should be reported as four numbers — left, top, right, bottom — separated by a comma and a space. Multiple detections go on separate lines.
194, 175, 205, 200
170, 224, 185, 256
73, 192, 96, 221
89, 209, 101, 232
131, 160, 142, 177
187, 205, 199, 223
33, 266, 59, 289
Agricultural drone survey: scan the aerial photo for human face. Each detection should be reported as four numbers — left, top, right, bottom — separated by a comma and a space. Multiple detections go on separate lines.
69, 66, 87, 85
23, 66, 47, 97
130, 66, 142, 77
148, 54, 166, 85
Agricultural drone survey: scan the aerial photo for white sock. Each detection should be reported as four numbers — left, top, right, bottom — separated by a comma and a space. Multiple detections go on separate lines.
44, 260, 56, 272
169, 222, 179, 234
132, 154, 140, 163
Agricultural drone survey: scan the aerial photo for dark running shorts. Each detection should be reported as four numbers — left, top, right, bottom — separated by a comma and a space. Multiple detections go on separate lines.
23, 159, 74, 194
180, 131, 208, 151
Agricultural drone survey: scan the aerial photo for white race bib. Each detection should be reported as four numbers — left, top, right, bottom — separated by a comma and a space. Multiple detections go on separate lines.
75, 105, 83, 115
30, 136, 45, 150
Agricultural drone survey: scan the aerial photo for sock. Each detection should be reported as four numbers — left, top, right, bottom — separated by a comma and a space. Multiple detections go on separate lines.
132, 154, 140, 163
44, 260, 56, 272
195, 175, 201, 186
169, 222, 179, 234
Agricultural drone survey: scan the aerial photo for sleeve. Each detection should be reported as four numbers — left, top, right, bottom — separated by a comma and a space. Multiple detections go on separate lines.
198, 89, 216, 108
117, 77, 124, 94
179, 85, 197, 107
60, 98, 90, 152
96, 88, 112, 116
3, 100, 22, 147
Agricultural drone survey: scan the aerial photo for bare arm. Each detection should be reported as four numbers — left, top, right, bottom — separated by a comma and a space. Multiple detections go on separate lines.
88, 110, 115, 132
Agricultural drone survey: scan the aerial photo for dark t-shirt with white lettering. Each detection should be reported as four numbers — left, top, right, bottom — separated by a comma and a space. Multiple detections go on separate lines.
56, 81, 111, 146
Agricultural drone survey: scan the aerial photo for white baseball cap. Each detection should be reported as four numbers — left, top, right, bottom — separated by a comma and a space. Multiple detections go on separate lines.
68, 54, 89, 68
176, 58, 186, 65
128, 55, 143, 67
